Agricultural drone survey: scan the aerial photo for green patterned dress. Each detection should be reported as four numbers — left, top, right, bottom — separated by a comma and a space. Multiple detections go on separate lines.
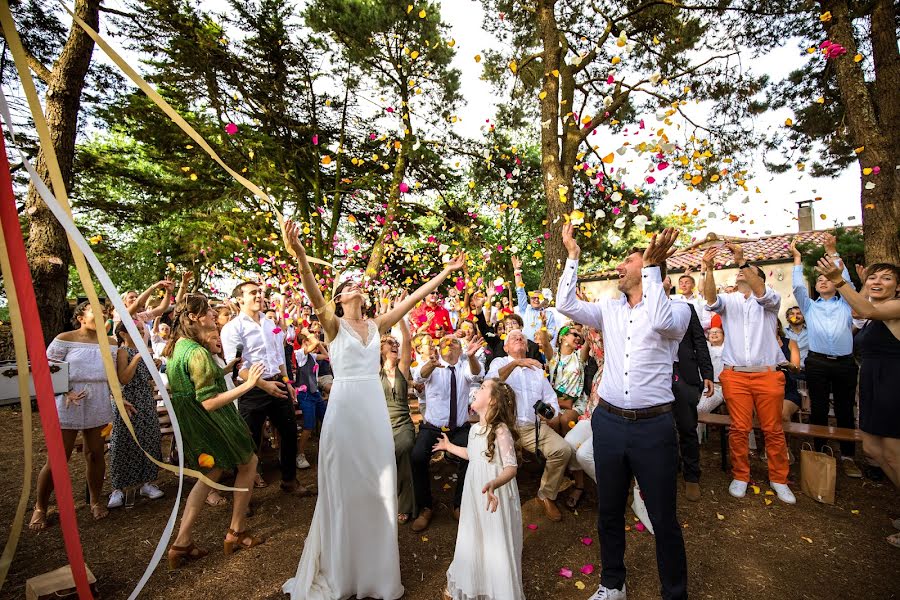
166, 338, 255, 470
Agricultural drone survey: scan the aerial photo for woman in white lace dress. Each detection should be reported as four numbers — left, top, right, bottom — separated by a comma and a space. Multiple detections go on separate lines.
281, 220, 466, 600
434, 378, 524, 600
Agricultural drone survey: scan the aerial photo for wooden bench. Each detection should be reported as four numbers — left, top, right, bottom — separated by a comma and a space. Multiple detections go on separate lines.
699, 412, 863, 471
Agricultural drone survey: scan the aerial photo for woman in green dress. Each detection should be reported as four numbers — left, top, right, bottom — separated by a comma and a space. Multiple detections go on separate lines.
162, 295, 265, 569
380, 315, 415, 524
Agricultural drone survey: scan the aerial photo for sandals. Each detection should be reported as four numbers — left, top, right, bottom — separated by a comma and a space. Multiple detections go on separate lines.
167, 542, 209, 570
224, 528, 265, 555
887, 532, 900, 549
565, 487, 585, 511
398, 513, 410, 525
29, 508, 48, 531
205, 491, 228, 507
254, 474, 268, 489
90, 503, 109, 521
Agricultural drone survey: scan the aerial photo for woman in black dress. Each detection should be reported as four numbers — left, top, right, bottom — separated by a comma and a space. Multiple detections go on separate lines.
817, 259, 900, 548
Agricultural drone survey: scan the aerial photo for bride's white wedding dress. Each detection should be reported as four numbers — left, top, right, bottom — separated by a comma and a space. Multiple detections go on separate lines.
283, 319, 404, 599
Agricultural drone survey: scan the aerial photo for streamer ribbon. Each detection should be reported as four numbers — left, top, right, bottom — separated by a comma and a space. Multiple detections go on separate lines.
0, 129, 36, 592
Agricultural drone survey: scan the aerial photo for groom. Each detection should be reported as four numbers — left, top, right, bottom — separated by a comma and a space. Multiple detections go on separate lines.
410, 336, 482, 531
556, 225, 690, 600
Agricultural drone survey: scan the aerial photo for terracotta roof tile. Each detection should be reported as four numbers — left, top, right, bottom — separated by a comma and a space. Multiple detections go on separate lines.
582, 226, 860, 280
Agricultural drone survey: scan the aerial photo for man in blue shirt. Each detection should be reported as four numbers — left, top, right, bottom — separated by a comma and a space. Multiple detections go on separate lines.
512, 255, 558, 343
791, 233, 861, 478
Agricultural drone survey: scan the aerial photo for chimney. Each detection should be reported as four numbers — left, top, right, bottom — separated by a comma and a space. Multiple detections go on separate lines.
797, 200, 814, 232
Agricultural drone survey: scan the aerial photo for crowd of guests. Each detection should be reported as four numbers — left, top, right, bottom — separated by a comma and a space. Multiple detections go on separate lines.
26, 227, 900, 599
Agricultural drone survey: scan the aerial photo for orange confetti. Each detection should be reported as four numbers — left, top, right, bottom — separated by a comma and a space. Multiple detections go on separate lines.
198, 453, 215, 468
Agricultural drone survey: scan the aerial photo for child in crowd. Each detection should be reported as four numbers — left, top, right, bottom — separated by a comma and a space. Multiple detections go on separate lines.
294, 328, 328, 469
434, 378, 523, 600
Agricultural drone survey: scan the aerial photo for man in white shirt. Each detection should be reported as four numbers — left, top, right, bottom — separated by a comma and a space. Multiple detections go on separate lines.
222, 281, 306, 494
556, 225, 689, 600
702, 243, 795, 505
487, 329, 572, 523
410, 336, 481, 532
676, 271, 712, 330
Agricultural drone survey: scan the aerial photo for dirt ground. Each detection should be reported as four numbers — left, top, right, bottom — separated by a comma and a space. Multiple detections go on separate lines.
0, 406, 898, 600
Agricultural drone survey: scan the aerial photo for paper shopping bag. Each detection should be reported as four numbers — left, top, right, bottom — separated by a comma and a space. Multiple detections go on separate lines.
800, 443, 836, 505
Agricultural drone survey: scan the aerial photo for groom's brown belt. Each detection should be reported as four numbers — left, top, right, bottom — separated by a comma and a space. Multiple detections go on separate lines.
596, 397, 673, 421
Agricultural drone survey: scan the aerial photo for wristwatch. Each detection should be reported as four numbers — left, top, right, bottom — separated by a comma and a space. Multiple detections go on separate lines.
835, 280, 846, 288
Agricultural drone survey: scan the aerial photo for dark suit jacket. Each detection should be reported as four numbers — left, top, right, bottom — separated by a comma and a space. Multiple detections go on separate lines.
676, 305, 714, 387
475, 312, 544, 371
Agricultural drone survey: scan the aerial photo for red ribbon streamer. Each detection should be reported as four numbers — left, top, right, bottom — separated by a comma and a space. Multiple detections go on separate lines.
0, 124, 93, 597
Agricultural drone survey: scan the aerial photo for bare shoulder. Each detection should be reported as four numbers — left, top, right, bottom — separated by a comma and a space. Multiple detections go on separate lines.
54, 330, 79, 342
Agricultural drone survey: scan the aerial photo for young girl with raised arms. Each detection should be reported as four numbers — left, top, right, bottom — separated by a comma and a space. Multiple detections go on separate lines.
434, 378, 524, 600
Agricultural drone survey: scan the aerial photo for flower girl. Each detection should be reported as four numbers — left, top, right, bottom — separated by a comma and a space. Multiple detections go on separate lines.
434, 378, 524, 600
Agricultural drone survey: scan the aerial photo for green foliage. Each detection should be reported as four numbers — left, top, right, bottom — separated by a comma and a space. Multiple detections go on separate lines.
797, 226, 865, 289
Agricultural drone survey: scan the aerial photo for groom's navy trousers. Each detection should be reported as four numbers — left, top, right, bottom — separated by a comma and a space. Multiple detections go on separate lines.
592, 405, 688, 600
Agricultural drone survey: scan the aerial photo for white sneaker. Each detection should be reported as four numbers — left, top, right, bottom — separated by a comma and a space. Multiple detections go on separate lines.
728, 479, 748, 498
589, 584, 626, 600
139, 483, 165, 500
107, 489, 124, 509
770, 481, 796, 504
296, 453, 311, 469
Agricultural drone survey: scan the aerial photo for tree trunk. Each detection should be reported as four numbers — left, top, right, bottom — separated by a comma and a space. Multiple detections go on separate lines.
24, 0, 102, 344
821, 0, 900, 264
535, 0, 574, 292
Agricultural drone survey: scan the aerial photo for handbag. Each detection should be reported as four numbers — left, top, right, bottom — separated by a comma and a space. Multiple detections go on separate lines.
800, 442, 836, 505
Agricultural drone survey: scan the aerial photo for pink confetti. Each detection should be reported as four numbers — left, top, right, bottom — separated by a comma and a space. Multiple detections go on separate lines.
272, 327, 282, 334
635, 522, 646, 532
298, 384, 308, 392
225, 122, 238, 135
873, 166, 881, 174
399, 182, 410, 193
559, 568, 573, 579
312, 134, 319, 145
580, 564, 594, 575
581, 537, 593, 545
526, 524, 538, 530
657, 161, 669, 170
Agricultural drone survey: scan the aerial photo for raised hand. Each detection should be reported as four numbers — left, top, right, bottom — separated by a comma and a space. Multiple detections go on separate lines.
643, 227, 680, 267
511, 255, 522, 271
815, 256, 844, 284
855, 263, 867, 284
789, 239, 801, 262
180, 270, 193, 286
282, 219, 306, 257
482, 480, 499, 513
445, 251, 466, 271
724, 242, 744, 265
701, 246, 718, 270
562, 222, 581, 260
823, 231, 838, 254
466, 334, 484, 357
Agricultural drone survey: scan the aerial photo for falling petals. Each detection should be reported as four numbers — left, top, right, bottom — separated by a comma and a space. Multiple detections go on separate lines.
559, 568, 573, 579
198, 453, 215, 468
225, 122, 238, 135
580, 564, 594, 575
581, 537, 593, 545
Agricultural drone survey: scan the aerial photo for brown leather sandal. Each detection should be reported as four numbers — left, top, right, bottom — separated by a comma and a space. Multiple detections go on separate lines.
167, 542, 209, 570
29, 508, 48, 531
224, 528, 265, 555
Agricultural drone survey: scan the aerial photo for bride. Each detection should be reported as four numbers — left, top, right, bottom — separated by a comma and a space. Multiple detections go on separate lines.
282, 220, 465, 600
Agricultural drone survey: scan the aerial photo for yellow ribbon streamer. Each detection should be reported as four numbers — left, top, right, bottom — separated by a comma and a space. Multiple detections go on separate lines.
0, 206, 35, 589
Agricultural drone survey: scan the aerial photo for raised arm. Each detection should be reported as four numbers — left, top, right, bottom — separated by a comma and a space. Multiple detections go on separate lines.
817, 257, 900, 321
790, 240, 812, 313
130, 280, 173, 316
701, 247, 720, 310
176, 270, 193, 303
727, 243, 770, 302
398, 314, 412, 379
282, 219, 337, 340
376, 252, 465, 333
512, 255, 528, 312
642, 229, 690, 339
555, 222, 603, 329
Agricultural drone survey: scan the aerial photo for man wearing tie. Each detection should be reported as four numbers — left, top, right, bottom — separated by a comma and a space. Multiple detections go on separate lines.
410, 336, 482, 532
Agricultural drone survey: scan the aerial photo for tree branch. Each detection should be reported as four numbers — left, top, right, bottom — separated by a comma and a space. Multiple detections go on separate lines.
0, 24, 55, 84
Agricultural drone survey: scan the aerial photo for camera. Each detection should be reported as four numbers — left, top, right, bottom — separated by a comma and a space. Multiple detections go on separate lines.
533, 399, 555, 420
